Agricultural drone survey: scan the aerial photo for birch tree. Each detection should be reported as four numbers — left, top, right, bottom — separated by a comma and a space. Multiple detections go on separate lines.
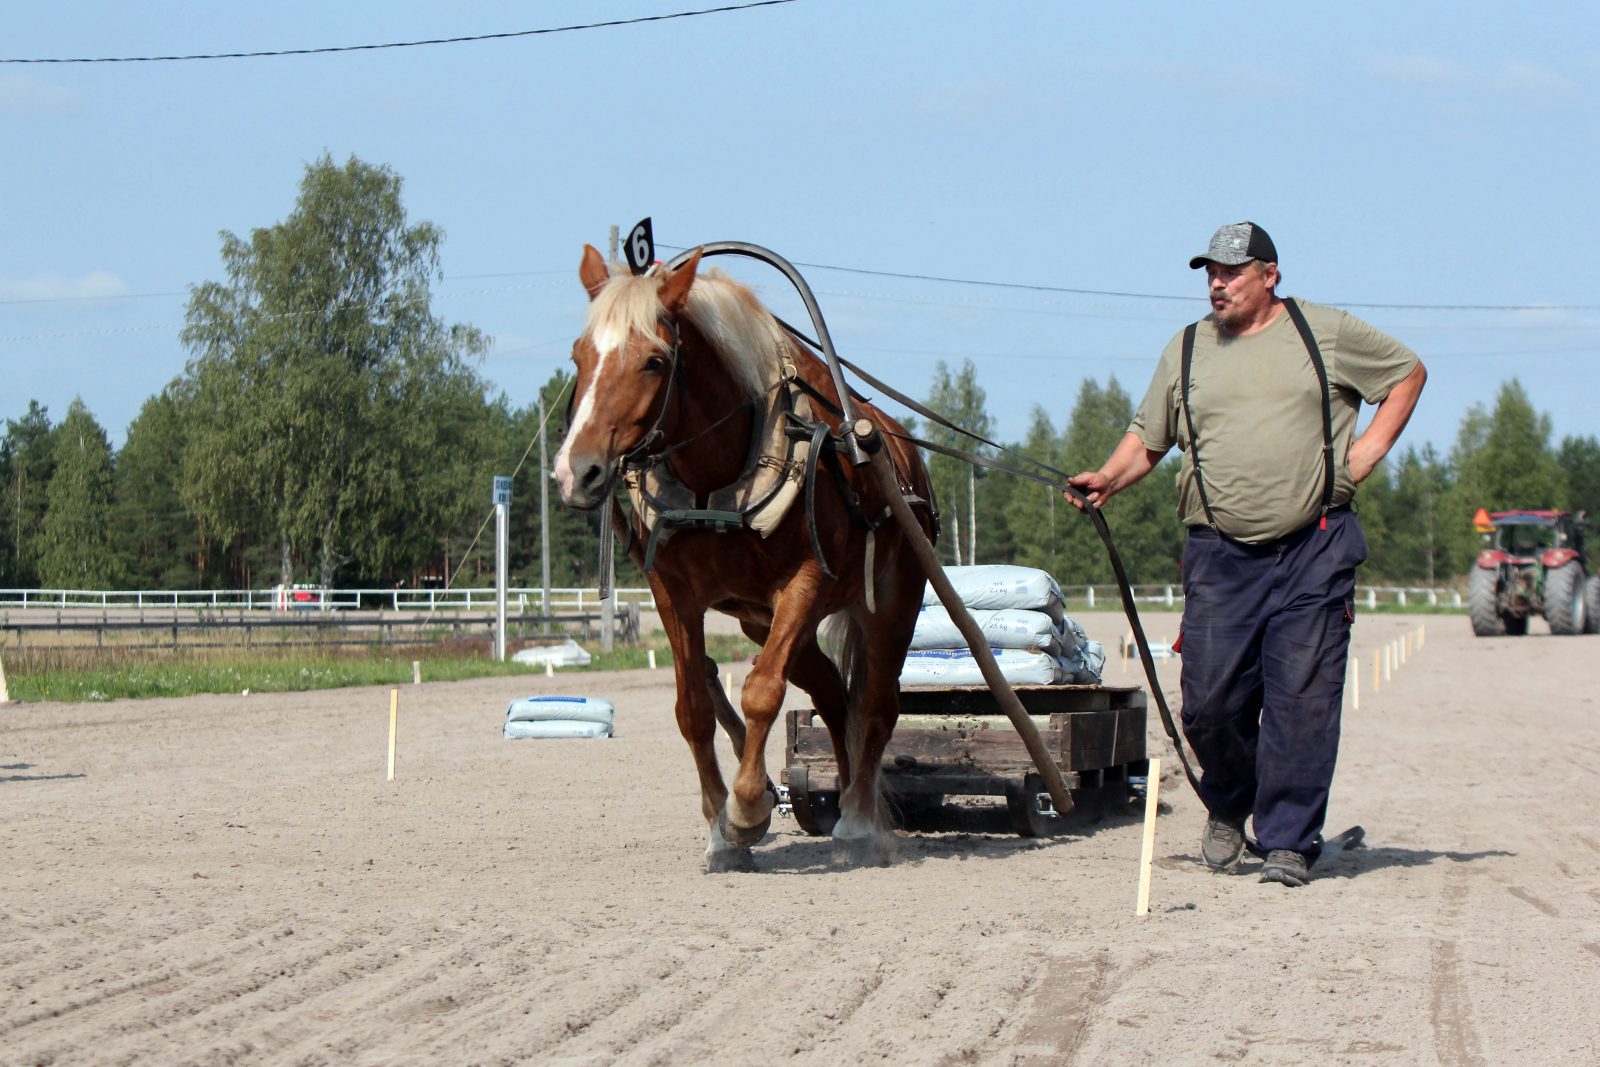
179, 154, 488, 587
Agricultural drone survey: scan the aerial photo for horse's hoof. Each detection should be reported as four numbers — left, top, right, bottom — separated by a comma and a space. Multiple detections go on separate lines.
717, 805, 771, 849
705, 847, 757, 874
832, 833, 898, 868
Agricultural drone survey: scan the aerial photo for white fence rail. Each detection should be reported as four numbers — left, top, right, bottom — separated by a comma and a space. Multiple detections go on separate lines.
0, 587, 662, 613
2, 584, 1464, 613
1071, 585, 1464, 610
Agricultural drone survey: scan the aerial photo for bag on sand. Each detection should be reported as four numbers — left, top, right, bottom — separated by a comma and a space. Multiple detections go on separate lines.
504, 719, 612, 740
504, 695, 615, 739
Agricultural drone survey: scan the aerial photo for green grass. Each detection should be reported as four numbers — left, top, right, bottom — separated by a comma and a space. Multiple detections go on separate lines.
3, 632, 759, 704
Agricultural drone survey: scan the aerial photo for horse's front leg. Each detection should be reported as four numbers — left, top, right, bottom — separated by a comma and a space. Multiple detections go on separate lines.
655, 590, 748, 871
718, 583, 819, 848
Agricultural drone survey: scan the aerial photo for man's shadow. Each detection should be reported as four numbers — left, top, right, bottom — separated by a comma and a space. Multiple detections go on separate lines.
1166, 842, 1514, 879
1313, 845, 1515, 879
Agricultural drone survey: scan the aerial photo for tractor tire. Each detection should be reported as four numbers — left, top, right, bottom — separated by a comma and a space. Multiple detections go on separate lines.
1586, 575, 1600, 634
1544, 561, 1586, 635
1468, 567, 1505, 637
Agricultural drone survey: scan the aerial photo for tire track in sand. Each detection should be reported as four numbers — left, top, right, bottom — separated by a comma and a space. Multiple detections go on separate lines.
1428, 876, 1486, 1067
1000, 950, 1150, 1067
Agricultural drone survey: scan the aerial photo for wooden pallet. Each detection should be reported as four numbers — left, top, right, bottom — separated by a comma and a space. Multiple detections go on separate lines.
784, 684, 1148, 837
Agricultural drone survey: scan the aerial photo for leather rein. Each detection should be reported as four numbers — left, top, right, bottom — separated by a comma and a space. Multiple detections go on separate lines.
777, 318, 1207, 797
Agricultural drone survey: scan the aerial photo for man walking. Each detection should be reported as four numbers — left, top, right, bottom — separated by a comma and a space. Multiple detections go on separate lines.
1067, 222, 1426, 887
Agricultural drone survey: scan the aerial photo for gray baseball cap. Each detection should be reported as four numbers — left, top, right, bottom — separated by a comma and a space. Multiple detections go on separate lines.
1189, 221, 1278, 269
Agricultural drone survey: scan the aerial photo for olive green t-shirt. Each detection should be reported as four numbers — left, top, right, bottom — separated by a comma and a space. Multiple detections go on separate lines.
1129, 299, 1418, 544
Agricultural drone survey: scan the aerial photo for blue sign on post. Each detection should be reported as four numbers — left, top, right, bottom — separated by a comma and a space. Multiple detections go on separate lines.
493, 476, 512, 506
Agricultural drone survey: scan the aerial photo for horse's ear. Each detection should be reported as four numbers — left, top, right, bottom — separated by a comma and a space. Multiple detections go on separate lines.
658, 248, 702, 317
579, 244, 609, 301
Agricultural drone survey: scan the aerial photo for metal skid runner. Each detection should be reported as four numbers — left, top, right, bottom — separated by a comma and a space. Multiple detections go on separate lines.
783, 684, 1148, 837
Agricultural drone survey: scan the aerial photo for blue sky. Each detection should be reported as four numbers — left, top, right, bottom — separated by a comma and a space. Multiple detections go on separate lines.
3, 1, 1597, 464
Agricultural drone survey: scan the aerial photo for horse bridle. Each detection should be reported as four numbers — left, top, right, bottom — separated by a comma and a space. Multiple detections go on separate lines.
562, 312, 686, 479
612, 310, 782, 476
617, 313, 683, 472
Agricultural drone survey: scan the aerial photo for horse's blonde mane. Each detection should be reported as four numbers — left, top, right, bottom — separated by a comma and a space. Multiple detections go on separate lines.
585, 264, 785, 399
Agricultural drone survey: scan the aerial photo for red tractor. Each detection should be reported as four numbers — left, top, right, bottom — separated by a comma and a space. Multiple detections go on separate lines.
1468, 509, 1599, 636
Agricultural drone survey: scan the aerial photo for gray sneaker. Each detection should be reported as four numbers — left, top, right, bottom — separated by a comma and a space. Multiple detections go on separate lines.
1259, 849, 1310, 887
1201, 815, 1246, 871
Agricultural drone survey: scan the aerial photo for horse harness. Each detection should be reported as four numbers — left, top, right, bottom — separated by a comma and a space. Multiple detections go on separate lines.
610, 313, 935, 586
1179, 297, 1339, 538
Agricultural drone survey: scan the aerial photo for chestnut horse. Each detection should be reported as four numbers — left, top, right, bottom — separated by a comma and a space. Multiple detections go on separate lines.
552, 245, 937, 871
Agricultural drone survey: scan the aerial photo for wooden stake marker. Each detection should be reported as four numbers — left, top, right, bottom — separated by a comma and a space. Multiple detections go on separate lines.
1136, 757, 1162, 917
0, 654, 9, 705
386, 688, 399, 781
412, 660, 421, 686
647, 648, 657, 670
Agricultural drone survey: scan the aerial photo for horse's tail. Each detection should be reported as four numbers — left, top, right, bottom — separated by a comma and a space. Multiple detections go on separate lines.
820, 610, 883, 819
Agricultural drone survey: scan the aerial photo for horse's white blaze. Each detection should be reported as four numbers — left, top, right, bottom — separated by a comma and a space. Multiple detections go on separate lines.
552, 325, 625, 499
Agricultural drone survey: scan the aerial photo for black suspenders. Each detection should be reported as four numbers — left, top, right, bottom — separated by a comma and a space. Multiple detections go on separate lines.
1179, 297, 1337, 537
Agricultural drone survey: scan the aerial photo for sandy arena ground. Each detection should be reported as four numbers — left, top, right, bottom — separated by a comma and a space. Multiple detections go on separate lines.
3, 610, 1597, 1065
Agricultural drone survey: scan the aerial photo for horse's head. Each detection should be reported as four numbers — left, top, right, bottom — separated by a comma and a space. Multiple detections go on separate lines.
552, 244, 702, 510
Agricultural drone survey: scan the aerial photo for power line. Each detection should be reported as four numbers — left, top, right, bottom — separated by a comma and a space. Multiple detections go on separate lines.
9, 249, 1600, 333
0, 2, 797, 64
658, 243, 1600, 313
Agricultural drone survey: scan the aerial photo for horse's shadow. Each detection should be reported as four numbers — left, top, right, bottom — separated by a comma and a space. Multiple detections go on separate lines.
748, 801, 1150, 874
751, 832, 1047, 875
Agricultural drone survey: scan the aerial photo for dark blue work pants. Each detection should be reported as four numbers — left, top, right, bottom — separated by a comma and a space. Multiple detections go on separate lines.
1179, 508, 1365, 865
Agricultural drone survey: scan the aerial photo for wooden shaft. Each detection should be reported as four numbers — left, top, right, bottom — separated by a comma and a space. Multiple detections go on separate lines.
856, 420, 1073, 816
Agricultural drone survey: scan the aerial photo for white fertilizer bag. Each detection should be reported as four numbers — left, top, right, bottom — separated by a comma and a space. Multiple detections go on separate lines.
510, 639, 592, 668
900, 647, 1069, 687
923, 565, 1065, 622
504, 695, 615, 739
505, 695, 615, 725
504, 719, 611, 740
1065, 640, 1106, 684
911, 606, 1080, 655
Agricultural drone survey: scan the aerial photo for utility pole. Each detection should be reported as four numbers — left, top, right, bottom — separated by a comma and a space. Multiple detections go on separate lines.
493, 475, 511, 661
968, 468, 977, 565
539, 395, 551, 636
608, 224, 620, 263
599, 510, 615, 653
